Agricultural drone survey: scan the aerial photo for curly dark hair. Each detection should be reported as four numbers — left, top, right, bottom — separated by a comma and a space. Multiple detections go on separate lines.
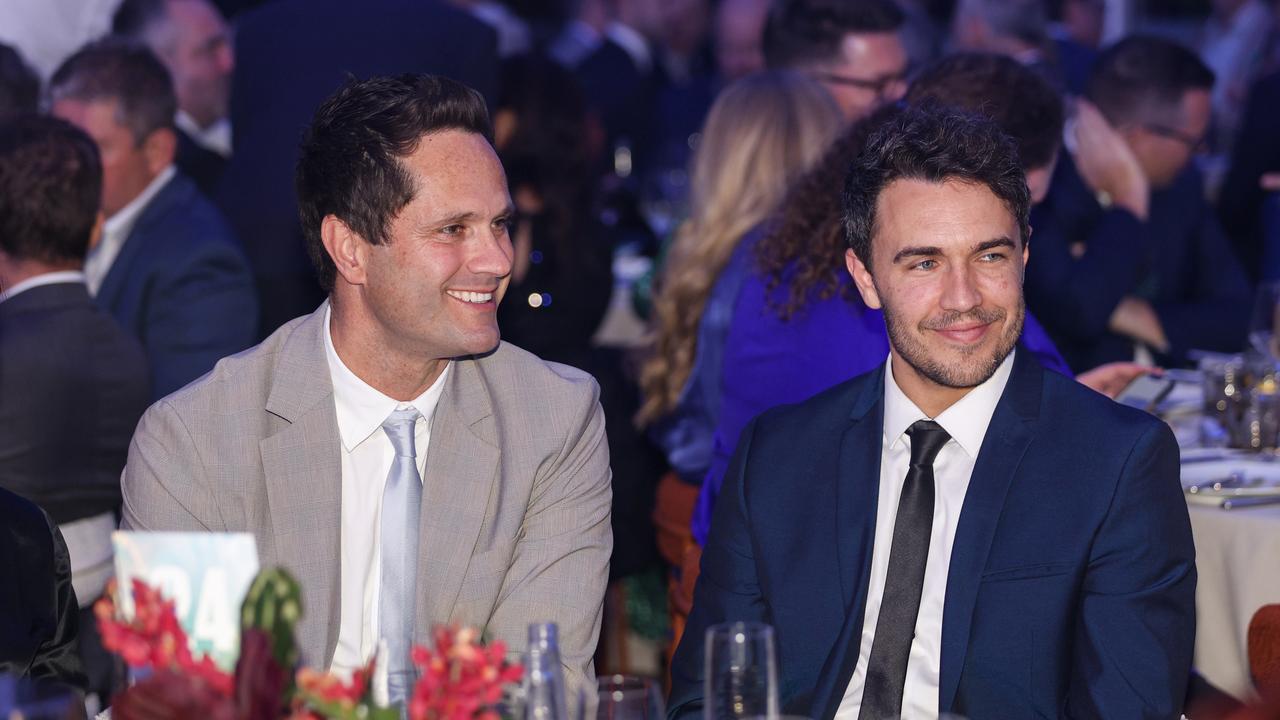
754, 103, 898, 320
844, 104, 1030, 268
296, 73, 491, 292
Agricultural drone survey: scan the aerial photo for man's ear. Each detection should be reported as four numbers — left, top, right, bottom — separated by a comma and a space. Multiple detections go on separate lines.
321, 215, 370, 287
88, 212, 106, 251
846, 248, 881, 310
141, 127, 177, 173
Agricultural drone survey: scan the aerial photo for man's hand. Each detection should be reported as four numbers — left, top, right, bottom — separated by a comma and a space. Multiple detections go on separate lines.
1071, 100, 1150, 220
1078, 362, 1162, 398
1260, 172, 1280, 191
1108, 296, 1169, 352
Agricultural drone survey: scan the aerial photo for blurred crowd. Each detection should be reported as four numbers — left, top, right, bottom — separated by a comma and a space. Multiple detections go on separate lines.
0, 0, 1276, 710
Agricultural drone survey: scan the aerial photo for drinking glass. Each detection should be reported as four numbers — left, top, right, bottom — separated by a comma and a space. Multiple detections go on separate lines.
703, 622, 778, 720
596, 675, 664, 720
1248, 282, 1280, 360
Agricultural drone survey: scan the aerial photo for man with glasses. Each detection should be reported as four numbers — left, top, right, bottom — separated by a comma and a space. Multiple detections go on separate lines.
1029, 35, 1251, 371
762, 0, 909, 121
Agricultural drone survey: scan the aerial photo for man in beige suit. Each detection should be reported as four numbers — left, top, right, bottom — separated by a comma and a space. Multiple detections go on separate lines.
121, 74, 612, 705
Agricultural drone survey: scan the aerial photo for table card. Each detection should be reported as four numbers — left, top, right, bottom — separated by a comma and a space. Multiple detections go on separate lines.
111, 531, 259, 671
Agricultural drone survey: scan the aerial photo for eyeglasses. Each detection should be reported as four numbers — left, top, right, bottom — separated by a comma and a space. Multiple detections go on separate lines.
808, 67, 911, 101
1142, 122, 1208, 154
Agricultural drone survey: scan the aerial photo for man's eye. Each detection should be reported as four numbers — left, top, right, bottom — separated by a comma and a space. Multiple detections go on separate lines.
979, 252, 1007, 262
441, 225, 463, 235
494, 217, 513, 232
912, 259, 938, 271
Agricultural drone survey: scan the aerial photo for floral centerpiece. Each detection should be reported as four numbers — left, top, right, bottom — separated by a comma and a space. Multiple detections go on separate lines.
94, 568, 523, 720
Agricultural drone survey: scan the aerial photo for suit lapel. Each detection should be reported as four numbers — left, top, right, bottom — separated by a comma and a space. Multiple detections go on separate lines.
810, 368, 886, 720
259, 306, 343, 668
415, 356, 499, 636
95, 175, 184, 311
937, 352, 1042, 713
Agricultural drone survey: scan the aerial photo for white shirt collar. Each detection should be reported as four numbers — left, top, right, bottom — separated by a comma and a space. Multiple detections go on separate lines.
175, 111, 232, 158
0, 270, 85, 304
322, 304, 451, 452
882, 349, 1017, 458
86, 165, 176, 294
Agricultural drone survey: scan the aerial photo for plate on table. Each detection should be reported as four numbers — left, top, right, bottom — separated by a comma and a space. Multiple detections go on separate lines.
1182, 455, 1280, 505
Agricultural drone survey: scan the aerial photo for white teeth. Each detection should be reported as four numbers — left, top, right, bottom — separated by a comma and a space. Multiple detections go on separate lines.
447, 290, 493, 304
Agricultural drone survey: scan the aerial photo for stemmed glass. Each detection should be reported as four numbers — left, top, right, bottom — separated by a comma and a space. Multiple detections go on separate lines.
704, 622, 778, 720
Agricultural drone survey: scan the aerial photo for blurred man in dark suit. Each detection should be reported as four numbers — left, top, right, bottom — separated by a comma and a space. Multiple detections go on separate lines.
1030, 36, 1252, 371
0, 113, 146, 702
50, 39, 258, 400
0, 43, 38, 117
218, 0, 499, 337
112, 0, 236, 198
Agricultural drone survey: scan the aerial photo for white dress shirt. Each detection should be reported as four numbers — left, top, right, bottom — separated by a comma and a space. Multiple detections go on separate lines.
836, 350, 1015, 720
175, 111, 233, 159
323, 307, 451, 676
85, 166, 176, 294
0, 270, 84, 304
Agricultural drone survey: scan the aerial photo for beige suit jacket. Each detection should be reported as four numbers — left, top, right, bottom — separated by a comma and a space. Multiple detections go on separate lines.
121, 303, 612, 698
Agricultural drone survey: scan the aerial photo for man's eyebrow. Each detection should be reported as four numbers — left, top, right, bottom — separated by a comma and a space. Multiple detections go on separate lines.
428, 206, 517, 226
974, 237, 1018, 253
891, 245, 941, 264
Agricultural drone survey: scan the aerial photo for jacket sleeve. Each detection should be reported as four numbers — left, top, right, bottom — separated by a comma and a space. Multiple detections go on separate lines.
121, 399, 225, 532
1026, 202, 1147, 344
27, 512, 88, 691
668, 417, 767, 720
1065, 421, 1195, 718
1151, 214, 1252, 362
484, 376, 612, 709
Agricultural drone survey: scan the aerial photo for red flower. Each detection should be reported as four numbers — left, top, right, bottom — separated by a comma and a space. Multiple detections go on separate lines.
408, 626, 523, 720
94, 579, 235, 696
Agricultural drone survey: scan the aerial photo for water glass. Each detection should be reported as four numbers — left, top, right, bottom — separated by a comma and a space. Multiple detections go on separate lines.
596, 675, 663, 720
704, 622, 778, 720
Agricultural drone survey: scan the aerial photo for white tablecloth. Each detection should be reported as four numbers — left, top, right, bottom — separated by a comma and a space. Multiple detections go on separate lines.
1190, 500, 1280, 700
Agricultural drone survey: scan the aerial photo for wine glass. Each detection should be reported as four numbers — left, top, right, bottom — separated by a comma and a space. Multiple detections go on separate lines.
704, 622, 778, 720
596, 675, 664, 720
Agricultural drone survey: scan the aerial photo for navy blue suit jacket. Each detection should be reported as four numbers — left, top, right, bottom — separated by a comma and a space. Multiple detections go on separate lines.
1029, 154, 1251, 371
97, 171, 258, 399
668, 351, 1195, 719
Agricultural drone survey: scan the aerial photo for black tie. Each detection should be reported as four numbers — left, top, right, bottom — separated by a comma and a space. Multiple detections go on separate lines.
859, 419, 951, 720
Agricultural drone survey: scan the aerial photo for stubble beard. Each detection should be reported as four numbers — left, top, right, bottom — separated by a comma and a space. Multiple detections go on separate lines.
882, 297, 1025, 390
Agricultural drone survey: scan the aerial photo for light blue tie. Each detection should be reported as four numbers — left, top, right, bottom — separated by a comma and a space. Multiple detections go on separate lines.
380, 407, 422, 710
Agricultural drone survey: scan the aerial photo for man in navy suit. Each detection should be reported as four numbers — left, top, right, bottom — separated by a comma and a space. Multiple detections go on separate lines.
1029, 36, 1251, 372
668, 107, 1195, 719
50, 39, 258, 400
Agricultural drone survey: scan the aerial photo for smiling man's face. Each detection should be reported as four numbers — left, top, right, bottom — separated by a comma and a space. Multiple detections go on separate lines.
355, 129, 515, 361
847, 177, 1026, 402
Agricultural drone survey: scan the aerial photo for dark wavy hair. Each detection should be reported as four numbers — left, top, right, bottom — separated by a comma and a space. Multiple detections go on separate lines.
296, 74, 491, 292
0, 114, 102, 265
844, 104, 1030, 268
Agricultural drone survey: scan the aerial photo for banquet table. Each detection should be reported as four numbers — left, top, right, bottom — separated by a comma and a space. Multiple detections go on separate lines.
1163, 378, 1280, 702
1189, 498, 1280, 700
